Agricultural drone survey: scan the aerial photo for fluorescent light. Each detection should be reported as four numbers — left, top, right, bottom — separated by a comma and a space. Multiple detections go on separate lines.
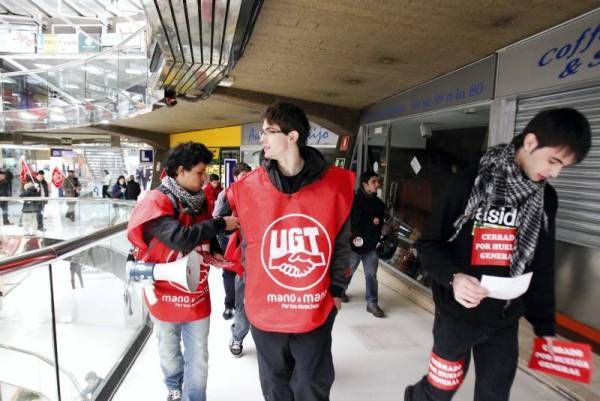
125, 68, 145, 75
34, 63, 53, 69
65, 84, 80, 89
218, 76, 234, 87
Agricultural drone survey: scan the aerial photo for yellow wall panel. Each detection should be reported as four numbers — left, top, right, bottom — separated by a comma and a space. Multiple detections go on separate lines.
170, 125, 242, 148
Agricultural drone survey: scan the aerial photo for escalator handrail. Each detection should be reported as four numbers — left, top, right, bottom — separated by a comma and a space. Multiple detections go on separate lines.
0, 222, 128, 275
0, 26, 146, 78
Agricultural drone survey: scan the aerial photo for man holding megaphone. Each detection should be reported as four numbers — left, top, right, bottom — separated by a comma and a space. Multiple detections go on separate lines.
127, 142, 239, 401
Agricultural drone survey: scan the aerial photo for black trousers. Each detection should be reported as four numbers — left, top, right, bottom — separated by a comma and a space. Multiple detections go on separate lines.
222, 269, 236, 309
251, 309, 337, 401
1, 201, 9, 223
408, 311, 519, 401
102, 185, 109, 198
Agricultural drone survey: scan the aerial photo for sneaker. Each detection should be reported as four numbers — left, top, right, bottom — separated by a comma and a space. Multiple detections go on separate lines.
366, 303, 385, 318
229, 338, 243, 357
167, 389, 182, 401
340, 293, 349, 303
222, 308, 234, 320
404, 385, 414, 401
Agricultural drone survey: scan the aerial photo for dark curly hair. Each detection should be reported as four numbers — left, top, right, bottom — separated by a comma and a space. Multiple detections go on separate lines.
166, 142, 213, 177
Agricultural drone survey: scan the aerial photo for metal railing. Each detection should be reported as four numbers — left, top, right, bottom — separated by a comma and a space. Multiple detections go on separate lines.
0, 26, 158, 132
0, 199, 149, 401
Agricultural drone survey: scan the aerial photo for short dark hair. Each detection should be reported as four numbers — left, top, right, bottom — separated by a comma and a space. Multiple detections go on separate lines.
263, 102, 310, 146
166, 142, 213, 178
360, 171, 378, 184
37, 170, 44, 175
209, 174, 220, 182
512, 108, 591, 163
232, 162, 252, 177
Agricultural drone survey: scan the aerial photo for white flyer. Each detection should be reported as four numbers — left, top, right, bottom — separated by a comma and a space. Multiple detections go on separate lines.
480, 272, 533, 300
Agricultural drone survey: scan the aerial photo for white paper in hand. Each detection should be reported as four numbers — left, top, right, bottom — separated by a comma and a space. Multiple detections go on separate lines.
480, 272, 533, 300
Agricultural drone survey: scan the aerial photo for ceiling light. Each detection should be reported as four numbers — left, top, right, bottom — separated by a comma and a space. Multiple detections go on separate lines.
218, 76, 234, 87
65, 84, 79, 89
34, 63, 53, 69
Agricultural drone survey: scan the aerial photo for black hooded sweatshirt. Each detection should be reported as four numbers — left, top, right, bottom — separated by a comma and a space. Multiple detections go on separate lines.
416, 164, 557, 337
226, 146, 352, 298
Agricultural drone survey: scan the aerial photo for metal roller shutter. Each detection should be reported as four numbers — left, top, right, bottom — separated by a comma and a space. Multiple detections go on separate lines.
514, 85, 600, 248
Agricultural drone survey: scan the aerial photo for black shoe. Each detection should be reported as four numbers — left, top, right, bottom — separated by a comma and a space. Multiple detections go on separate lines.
222, 308, 234, 320
167, 389, 182, 401
366, 303, 385, 318
229, 337, 243, 357
340, 293, 349, 303
3, 220, 11, 225
404, 385, 414, 401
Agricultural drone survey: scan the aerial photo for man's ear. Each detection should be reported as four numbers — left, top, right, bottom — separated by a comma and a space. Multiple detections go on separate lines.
523, 132, 539, 153
287, 130, 299, 144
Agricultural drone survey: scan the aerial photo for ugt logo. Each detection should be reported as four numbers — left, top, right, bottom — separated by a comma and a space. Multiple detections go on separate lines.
261, 214, 331, 290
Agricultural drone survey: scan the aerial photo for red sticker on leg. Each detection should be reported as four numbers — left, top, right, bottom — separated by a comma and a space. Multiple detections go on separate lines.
427, 352, 466, 391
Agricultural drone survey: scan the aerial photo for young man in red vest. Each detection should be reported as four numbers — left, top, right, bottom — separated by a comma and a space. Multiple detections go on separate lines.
404, 108, 592, 401
226, 103, 354, 401
127, 142, 238, 401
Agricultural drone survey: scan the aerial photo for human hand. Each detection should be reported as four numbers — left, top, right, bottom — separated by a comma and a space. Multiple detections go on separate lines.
223, 216, 240, 231
213, 253, 225, 262
451, 273, 488, 308
333, 297, 342, 310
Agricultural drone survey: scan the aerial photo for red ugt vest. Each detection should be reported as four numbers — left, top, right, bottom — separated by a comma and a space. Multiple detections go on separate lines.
227, 166, 354, 333
127, 190, 211, 322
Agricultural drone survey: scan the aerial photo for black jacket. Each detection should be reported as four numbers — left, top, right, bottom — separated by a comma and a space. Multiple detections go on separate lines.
416, 164, 557, 336
0, 179, 10, 197
144, 185, 224, 255
20, 183, 41, 213
350, 187, 386, 254
126, 181, 141, 201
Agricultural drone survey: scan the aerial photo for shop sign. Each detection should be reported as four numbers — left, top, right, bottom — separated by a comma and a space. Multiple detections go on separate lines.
242, 122, 338, 147
0, 31, 36, 53
79, 33, 100, 53
208, 147, 220, 159
140, 149, 153, 163
496, 9, 600, 97
361, 55, 495, 124
43, 34, 79, 54
60, 137, 72, 145
339, 135, 351, 152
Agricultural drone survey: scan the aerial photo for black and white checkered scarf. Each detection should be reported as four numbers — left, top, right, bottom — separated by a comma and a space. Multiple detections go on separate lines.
161, 175, 206, 215
449, 143, 547, 277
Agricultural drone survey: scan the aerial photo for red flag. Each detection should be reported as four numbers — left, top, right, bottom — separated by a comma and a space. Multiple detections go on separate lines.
19, 158, 32, 184
528, 338, 593, 384
51, 167, 65, 188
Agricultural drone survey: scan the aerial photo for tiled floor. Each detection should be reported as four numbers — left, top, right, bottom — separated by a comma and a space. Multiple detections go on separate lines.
114, 266, 569, 401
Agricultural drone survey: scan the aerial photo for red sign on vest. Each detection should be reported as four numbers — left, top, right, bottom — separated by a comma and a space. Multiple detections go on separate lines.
528, 338, 593, 384
427, 352, 466, 391
262, 214, 331, 290
471, 226, 516, 266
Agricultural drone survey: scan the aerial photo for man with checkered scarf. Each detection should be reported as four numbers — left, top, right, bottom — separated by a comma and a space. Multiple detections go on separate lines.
405, 108, 592, 401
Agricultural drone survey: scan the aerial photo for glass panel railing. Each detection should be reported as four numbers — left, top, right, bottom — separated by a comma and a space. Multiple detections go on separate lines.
1, 224, 150, 401
0, 259, 58, 401
0, 27, 157, 132
0, 198, 136, 253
